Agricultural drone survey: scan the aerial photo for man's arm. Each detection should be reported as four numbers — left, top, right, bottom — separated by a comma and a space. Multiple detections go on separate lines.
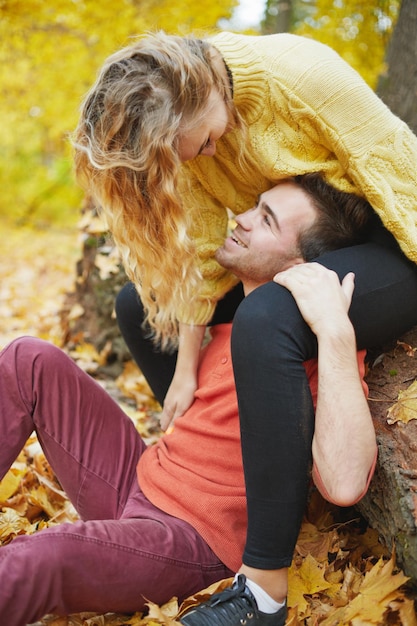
274, 263, 377, 506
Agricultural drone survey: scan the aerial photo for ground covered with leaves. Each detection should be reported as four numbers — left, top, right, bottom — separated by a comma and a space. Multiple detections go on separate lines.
1, 221, 417, 625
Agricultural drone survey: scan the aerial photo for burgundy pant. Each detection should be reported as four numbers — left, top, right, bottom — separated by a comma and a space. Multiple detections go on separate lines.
0, 337, 232, 625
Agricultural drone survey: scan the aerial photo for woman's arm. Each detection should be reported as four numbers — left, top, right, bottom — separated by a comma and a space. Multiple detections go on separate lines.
159, 322, 206, 431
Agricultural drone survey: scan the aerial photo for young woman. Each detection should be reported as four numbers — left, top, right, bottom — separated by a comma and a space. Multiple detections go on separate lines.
73, 30, 417, 625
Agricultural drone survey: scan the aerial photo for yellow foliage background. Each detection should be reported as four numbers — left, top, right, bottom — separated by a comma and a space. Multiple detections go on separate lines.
0, 0, 400, 229
0, 1, 412, 623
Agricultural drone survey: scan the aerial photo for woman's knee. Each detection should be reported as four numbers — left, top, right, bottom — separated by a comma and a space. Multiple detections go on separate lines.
115, 282, 145, 330
317, 243, 417, 347
232, 282, 316, 359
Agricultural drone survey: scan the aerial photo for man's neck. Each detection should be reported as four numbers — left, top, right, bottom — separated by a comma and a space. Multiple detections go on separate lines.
242, 281, 261, 297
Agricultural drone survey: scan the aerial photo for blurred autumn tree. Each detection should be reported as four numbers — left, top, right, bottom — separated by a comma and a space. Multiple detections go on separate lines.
0, 0, 238, 228
1, 0, 413, 371
376, 0, 417, 133
0, 0, 402, 229
263, 0, 400, 88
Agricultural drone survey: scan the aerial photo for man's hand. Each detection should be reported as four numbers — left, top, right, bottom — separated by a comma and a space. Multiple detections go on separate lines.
273, 262, 355, 337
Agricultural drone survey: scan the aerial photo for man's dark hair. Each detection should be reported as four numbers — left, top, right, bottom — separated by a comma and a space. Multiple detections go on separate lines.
295, 173, 374, 261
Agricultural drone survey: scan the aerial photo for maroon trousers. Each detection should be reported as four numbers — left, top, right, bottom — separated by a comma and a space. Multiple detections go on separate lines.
0, 337, 232, 625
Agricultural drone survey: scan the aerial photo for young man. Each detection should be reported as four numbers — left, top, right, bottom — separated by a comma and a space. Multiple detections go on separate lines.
0, 175, 376, 625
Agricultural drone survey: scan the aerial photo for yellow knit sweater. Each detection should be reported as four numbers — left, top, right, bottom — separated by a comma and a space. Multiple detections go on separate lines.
178, 31, 417, 326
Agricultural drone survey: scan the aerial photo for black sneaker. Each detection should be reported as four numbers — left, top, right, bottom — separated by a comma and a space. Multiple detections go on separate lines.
180, 575, 287, 625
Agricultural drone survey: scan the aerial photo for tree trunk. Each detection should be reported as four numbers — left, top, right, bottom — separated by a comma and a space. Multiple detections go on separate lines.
60, 208, 131, 378
377, 0, 417, 134
354, 0, 417, 584
357, 326, 417, 584
261, 0, 293, 34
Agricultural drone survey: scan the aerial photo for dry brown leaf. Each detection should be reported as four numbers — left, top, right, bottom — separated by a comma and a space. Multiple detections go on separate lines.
0, 506, 36, 541
387, 379, 417, 424
176, 578, 233, 619
389, 596, 417, 626
397, 340, 417, 357
140, 597, 183, 624
116, 361, 161, 411
295, 521, 340, 562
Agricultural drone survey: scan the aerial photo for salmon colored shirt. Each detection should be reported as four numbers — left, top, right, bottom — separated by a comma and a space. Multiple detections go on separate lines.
137, 323, 368, 571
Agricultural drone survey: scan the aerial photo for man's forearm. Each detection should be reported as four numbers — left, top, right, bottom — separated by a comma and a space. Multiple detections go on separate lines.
312, 323, 377, 506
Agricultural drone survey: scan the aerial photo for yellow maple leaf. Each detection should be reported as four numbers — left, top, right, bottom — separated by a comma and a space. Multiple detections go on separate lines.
387, 380, 417, 424
288, 553, 332, 614
320, 555, 409, 625
29, 485, 62, 519
69, 342, 111, 372
0, 466, 26, 502
116, 361, 160, 411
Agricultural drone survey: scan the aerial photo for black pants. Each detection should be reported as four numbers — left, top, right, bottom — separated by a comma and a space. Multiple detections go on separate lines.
115, 282, 245, 405
116, 220, 417, 570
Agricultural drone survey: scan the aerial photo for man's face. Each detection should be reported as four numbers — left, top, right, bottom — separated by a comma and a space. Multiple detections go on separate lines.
215, 181, 317, 295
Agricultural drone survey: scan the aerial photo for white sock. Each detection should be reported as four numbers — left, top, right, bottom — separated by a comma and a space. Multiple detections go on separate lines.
235, 575, 286, 614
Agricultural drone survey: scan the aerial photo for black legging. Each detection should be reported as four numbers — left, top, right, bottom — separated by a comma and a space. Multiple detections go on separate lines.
115, 281, 245, 405
116, 220, 417, 570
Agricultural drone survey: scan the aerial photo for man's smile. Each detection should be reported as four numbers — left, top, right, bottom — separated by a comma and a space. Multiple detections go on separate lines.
231, 231, 247, 248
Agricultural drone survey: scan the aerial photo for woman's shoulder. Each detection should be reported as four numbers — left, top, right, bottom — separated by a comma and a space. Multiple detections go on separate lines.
210, 31, 344, 97
210, 31, 337, 61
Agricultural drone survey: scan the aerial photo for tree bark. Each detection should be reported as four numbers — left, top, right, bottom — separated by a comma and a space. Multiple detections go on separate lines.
354, 0, 417, 583
357, 327, 417, 584
377, 0, 417, 134
61, 223, 131, 378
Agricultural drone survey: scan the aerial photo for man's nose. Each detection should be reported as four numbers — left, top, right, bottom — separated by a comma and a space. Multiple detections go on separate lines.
235, 209, 253, 229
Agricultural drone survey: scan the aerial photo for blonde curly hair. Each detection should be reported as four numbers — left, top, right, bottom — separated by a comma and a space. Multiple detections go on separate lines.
73, 31, 238, 349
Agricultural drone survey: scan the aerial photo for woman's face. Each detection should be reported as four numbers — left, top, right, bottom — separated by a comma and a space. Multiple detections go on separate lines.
177, 90, 233, 162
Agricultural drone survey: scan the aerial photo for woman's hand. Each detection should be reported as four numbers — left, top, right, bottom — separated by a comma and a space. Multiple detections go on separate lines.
159, 322, 206, 431
160, 372, 198, 431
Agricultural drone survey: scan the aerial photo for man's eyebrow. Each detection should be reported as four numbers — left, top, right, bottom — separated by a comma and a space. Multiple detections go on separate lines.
259, 199, 280, 230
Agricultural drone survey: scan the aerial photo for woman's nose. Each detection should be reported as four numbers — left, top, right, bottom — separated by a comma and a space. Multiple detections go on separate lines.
201, 142, 217, 157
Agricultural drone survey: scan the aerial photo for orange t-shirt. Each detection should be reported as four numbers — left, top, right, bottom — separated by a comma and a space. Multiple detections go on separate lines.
137, 323, 367, 571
